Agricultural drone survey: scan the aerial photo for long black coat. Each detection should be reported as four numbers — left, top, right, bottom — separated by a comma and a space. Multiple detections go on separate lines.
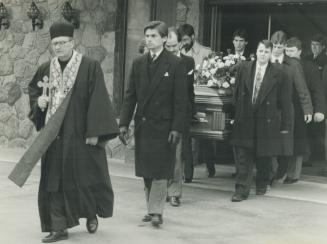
281, 56, 313, 155
293, 59, 326, 155
230, 61, 292, 157
28, 57, 119, 232
120, 49, 187, 179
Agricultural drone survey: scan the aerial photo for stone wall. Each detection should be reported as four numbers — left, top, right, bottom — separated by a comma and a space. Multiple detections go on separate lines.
0, 0, 117, 149
176, 0, 200, 38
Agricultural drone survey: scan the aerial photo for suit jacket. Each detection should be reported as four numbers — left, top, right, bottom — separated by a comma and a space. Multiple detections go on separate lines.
306, 52, 327, 75
180, 53, 196, 121
181, 41, 212, 67
230, 61, 292, 157
119, 49, 187, 179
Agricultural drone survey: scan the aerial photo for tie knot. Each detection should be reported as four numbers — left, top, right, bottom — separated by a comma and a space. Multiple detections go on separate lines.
151, 53, 157, 61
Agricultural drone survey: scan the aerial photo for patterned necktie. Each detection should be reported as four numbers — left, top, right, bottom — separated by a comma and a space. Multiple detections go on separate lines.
252, 66, 263, 104
151, 53, 157, 63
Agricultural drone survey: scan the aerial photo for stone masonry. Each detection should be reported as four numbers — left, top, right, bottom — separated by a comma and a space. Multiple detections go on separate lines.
0, 0, 117, 149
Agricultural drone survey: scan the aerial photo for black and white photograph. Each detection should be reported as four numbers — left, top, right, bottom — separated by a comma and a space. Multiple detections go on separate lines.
1, 0, 327, 243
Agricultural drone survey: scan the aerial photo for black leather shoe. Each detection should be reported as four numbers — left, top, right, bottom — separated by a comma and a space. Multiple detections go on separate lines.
151, 214, 163, 227
42, 230, 68, 243
256, 187, 267, 195
169, 196, 180, 207
142, 214, 152, 222
86, 216, 98, 234
231, 192, 248, 202
284, 178, 298, 184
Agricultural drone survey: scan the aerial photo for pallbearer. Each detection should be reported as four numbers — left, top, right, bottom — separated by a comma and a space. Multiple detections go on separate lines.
28, 21, 119, 242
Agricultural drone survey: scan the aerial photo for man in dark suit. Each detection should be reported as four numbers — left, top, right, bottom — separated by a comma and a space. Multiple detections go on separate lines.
269, 31, 313, 183
231, 28, 251, 60
230, 40, 292, 202
306, 34, 327, 161
284, 37, 325, 183
119, 21, 187, 227
165, 27, 195, 207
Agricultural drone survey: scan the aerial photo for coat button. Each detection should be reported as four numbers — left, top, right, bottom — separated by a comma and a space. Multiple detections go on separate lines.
266, 101, 270, 105
142, 117, 146, 122
267, 119, 271, 123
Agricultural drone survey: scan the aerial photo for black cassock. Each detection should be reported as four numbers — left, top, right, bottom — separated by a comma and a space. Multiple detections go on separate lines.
28, 56, 119, 232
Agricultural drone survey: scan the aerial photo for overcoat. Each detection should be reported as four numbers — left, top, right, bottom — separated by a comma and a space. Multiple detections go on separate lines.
293, 59, 325, 155
119, 49, 187, 179
280, 56, 313, 155
230, 61, 292, 157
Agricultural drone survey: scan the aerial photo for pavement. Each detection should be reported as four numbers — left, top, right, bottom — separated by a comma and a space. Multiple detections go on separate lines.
1, 148, 327, 244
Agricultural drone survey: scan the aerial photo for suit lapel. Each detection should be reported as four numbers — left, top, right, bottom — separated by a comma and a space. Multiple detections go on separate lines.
142, 49, 170, 107
255, 63, 277, 106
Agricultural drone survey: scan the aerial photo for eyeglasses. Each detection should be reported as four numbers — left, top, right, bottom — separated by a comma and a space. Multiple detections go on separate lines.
51, 40, 71, 47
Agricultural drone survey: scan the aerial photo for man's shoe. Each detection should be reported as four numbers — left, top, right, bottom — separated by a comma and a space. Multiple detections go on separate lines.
231, 192, 248, 202
42, 230, 68, 243
284, 178, 298, 184
86, 216, 98, 234
256, 187, 267, 195
151, 214, 163, 227
169, 196, 180, 207
142, 214, 152, 222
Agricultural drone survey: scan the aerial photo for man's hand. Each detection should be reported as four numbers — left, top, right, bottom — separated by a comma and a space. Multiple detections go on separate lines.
168, 131, 181, 145
314, 112, 325, 122
86, 137, 98, 146
37, 96, 49, 111
119, 126, 129, 145
304, 114, 312, 124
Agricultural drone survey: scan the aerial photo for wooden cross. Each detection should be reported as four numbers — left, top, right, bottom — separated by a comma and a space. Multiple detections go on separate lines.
37, 76, 51, 111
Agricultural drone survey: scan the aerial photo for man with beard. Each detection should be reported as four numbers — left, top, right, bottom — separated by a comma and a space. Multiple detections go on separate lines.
28, 22, 119, 242
178, 23, 212, 67
165, 27, 195, 206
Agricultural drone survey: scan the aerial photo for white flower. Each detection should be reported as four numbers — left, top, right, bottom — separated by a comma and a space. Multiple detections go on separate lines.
202, 60, 208, 68
240, 56, 246, 61
210, 67, 217, 75
207, 80, 214, 87
217, 61, 225, 69
204, 71, 211, 78
195, 64, 201, 70
230, 77, 236, 84
222, 82, 230, 88
209, 58, 216, 64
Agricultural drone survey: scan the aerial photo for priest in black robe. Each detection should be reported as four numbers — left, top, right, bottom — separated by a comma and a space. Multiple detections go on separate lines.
28, 22, 119, 243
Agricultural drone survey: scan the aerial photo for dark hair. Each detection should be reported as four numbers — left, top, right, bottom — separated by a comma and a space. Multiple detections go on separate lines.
311, 34, 325, 45
144, 21, 168, 38
177, 23, 195, 38
270, 30, 287, 45
257, 39, 273, 50
168, 26, 181, 42
232, 29, 248, 41
286, 37, 302, 50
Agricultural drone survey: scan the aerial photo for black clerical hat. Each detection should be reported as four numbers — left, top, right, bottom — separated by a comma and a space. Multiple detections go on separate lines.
50, 21, 74, 40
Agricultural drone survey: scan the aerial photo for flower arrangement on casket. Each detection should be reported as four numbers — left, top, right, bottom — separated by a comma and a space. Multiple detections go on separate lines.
195, 52, 246, 95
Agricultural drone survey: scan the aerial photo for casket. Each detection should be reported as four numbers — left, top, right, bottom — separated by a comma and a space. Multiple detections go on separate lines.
190, 86, 233, 141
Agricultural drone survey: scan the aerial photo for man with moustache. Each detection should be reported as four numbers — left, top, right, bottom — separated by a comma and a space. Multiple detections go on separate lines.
165, 27, 195, 206
230, 40, 292, 202
119, 21, 187, 226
